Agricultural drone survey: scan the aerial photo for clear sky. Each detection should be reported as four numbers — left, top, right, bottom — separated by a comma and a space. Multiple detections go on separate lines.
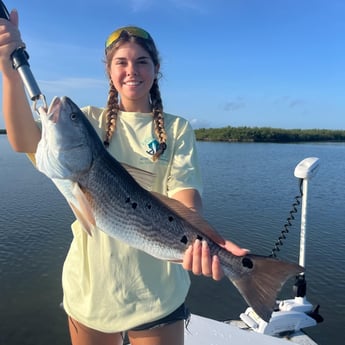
0, 0, 344, 129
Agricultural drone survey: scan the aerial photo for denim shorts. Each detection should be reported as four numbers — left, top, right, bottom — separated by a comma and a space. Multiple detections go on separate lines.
129, 303, 190, 331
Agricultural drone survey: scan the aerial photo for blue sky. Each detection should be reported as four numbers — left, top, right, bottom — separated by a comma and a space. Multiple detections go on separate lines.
0, 0, 344, 129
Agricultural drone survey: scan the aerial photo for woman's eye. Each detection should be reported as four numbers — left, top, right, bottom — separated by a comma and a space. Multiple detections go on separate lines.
113, 59, 126, 66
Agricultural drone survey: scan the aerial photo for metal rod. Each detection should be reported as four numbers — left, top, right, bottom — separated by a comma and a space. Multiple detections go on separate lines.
299, 179, 309, 269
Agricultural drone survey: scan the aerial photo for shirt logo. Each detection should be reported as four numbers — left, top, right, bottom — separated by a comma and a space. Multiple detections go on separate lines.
146, 139, 160, 156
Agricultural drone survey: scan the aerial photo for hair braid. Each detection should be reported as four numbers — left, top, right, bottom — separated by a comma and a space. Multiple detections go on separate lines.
150, 79, 167, 161
104, 80, 119, 147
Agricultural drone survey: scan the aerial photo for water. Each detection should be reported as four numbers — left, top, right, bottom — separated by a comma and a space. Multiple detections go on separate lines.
1, 135, 344, 345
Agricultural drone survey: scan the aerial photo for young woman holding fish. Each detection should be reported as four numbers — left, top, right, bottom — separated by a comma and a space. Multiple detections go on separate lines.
0, 9, 248, 345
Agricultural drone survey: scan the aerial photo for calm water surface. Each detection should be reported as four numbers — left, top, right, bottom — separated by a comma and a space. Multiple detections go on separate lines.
1, 135, 344, 345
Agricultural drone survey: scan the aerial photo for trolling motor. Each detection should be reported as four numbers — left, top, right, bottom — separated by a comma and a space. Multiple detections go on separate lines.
240, 157, 323, 335
0, 0, 47, 111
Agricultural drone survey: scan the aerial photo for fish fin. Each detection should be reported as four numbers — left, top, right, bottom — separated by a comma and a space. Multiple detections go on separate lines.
151, 191, 225, 246
69, 183, 96, 236
26, 152, 37, 167
228, 255, 304, 322
121, 162, 156, 191
121, 162, 225, 245
69, 201, 93, 236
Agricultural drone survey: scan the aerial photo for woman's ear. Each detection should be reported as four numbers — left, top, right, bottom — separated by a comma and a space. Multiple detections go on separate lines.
106, 66, 112, 79
155, 64, 160, 78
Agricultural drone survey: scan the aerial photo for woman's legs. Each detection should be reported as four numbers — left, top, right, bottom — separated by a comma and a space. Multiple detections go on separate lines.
128, 320, 184, 345
68, 302, 187, 345
68, 316, 124, 345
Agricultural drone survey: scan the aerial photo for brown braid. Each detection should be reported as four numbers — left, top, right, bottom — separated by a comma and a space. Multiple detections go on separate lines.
103, 80, 119, 147
150, 79, 167, 161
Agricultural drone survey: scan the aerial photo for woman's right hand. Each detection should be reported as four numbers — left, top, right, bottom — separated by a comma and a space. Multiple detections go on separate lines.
0, 9, 41, 153
0, 9, 25, 75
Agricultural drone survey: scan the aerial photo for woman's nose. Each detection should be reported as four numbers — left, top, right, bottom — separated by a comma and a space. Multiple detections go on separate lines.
127, 63, 138, 76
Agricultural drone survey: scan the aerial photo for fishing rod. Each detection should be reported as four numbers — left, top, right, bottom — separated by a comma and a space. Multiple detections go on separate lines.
0, 1, 47, 111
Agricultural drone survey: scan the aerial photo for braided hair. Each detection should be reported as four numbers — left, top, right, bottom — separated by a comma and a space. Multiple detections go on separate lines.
104, 29, 167, 161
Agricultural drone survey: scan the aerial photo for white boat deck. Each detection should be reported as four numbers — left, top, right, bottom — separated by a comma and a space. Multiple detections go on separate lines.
184, 314, 318, 345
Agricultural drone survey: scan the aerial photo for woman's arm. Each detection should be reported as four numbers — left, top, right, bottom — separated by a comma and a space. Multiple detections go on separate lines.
0, 10, 41, 153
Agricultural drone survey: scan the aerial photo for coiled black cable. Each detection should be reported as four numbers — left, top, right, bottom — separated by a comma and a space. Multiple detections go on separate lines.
269, 178, 303, 258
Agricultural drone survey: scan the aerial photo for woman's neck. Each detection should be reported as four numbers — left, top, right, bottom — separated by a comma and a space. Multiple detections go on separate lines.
119, 99, 152, 113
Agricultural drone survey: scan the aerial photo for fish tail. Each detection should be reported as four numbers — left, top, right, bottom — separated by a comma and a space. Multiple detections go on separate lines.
224, 254, 304, 322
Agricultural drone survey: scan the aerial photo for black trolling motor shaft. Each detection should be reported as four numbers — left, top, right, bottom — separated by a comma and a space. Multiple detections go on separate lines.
0, 1, 45, 105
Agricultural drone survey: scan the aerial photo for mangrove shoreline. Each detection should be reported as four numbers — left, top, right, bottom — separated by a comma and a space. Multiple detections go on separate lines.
2, 126, 345, 143
194, 126, 345, 143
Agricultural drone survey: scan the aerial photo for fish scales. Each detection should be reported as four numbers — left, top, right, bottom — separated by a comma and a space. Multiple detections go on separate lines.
80, 152, 212, 261
35, 96, 304, 322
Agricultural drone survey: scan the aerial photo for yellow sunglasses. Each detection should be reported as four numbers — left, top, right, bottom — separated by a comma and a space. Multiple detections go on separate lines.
105, 26, 152, 49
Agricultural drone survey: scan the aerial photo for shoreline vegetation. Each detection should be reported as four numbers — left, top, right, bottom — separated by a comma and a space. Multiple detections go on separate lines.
194, 126, 345, 142
2, 126, 345, 142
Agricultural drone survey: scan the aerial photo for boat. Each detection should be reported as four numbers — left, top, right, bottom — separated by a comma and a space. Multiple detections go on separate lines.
183, 157, 323, 345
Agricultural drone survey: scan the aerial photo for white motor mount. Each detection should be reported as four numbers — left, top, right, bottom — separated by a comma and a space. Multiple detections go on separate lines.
240, 157, 322, 336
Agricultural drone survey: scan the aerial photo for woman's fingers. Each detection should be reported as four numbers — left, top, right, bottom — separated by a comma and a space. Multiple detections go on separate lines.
183, 239, 225, 280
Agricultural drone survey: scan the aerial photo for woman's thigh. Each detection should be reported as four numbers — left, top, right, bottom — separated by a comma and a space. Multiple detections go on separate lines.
68, 316, 124, 345
128, 320, 184, 345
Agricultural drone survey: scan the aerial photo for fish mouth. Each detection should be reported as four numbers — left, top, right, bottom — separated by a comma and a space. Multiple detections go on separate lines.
47, 96, 62, 124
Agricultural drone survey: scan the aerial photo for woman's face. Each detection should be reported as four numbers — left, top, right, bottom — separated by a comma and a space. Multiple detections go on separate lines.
109, 41, 159, 112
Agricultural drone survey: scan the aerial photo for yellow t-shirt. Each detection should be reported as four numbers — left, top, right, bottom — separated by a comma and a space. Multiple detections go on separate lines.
61, 106, 203, 332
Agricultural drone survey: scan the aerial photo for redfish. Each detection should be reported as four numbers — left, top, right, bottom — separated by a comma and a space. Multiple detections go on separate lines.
35, 96, 303, 322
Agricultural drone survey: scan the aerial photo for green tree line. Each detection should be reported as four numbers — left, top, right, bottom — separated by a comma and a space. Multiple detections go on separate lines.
195, 126, 345, 142
2, 126, 345, 142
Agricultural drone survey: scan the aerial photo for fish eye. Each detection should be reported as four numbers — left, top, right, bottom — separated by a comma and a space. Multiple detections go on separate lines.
70, 112, 78, 121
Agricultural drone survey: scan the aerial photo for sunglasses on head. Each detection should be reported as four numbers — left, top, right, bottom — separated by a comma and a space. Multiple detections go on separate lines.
105, 26, 152, 49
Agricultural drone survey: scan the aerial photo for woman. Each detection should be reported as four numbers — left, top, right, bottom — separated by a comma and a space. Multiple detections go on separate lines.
0, 9, 247, 345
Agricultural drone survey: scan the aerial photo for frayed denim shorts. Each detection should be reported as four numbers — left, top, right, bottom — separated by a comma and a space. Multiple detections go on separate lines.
129, 303, 190, 331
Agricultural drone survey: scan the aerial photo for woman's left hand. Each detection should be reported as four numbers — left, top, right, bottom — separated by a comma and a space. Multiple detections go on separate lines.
182, 239, 249, 281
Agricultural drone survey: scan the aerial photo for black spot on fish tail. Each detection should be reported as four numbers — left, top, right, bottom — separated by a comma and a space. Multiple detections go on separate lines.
242, 257, 254, 269
196, 235, 203, 241
132, 202, 137, 209
145, 203, 152, 209
125, 197, 130, 203
168, 216, 174, 222
180, 235, 188, 245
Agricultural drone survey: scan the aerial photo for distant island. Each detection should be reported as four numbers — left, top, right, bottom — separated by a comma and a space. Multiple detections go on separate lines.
2, 126, 345, 143
195, 126, 345, 143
